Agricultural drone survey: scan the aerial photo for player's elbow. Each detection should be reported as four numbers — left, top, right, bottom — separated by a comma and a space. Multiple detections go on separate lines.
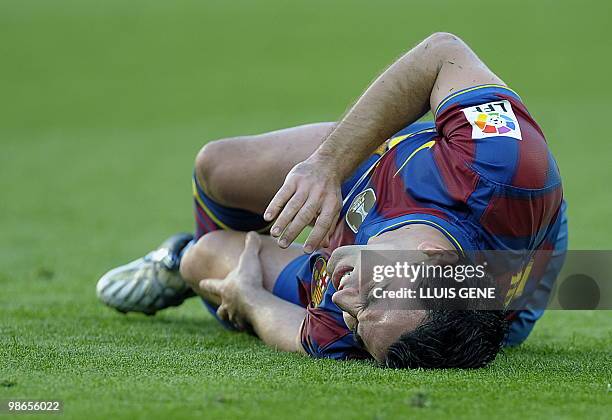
423, 32, 466, 55
421, 32, 469, 68
426, 32, 462, 46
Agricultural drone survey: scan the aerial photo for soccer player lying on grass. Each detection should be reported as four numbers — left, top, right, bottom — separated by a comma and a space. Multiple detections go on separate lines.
97, 32, 567, 368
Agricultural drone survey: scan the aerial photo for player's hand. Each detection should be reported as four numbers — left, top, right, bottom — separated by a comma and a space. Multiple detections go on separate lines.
199, 232, 263, 329
264, 156, 342, 253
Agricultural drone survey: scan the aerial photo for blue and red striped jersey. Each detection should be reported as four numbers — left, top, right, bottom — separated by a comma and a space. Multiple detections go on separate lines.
300, 85, 564, 359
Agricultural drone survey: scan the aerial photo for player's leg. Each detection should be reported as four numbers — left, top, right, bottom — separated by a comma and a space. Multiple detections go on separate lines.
97, 122, 332, 315
179, 230, 304, 306
195, 122, 335, 215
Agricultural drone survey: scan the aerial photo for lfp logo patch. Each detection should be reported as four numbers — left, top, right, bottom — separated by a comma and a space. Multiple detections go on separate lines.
462, 100, 522, 140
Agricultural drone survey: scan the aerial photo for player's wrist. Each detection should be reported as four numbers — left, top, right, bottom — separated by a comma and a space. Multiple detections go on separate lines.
313, 131, 367, 181
307, 149, 344, 181
239, 287, 269, 319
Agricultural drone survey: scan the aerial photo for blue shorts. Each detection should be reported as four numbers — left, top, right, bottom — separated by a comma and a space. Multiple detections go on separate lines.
271, 254, 308, 305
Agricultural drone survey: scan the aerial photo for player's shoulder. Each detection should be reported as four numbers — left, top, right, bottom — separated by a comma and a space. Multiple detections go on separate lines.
435, 84, 523, 118
436, 84, 560, 190
435, 84, 528, 144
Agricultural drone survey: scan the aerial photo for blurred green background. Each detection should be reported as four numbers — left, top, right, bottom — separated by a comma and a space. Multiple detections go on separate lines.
1, 1, 610, 419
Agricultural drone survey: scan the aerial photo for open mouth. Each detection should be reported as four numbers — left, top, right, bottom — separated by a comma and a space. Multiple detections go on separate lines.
332, 266, 354, 290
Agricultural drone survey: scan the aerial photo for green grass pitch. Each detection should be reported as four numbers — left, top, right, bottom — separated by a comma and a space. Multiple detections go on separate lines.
1, 1, 611, 418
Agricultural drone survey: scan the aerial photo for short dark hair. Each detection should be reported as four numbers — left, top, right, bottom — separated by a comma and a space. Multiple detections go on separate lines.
384, 309, 508, 369
384, 253, 508, 369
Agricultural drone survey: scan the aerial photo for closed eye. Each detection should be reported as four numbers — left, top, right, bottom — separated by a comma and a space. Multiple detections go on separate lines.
365, 277, 393, 306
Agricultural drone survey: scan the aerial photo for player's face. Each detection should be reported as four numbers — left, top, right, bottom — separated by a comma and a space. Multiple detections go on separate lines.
331, 259, 427, 362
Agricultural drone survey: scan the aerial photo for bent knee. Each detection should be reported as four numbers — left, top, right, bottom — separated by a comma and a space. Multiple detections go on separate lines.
180, 230, 238, 288
194, 139, 243, 205
179, 244, 199, 289
180, 233, 217, 288
195, 141, 223, 197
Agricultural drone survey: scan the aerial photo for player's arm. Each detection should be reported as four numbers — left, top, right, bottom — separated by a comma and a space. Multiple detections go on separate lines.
199, 232, 307, 353
265, 32, 504, 251
318, 32, 504, 177
240, 289, 307, 353
201, 282, 307, 353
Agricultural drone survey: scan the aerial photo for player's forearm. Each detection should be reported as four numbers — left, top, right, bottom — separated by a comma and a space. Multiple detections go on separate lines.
314, 34, 450, 179
244, 289, 306, 353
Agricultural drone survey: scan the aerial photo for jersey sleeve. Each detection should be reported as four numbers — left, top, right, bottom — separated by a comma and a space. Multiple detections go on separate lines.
434, 84, 560, 188
435, 84, 563, 251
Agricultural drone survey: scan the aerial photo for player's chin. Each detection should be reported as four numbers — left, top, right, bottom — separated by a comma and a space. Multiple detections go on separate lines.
341, 311, 357, 331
